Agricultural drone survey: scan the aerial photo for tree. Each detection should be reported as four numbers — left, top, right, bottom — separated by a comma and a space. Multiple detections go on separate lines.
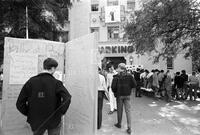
0, 0, 71, 39
125, 0, 200, 68
0, 0, 71, 63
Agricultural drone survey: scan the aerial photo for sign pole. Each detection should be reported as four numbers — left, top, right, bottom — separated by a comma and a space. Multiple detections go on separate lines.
26, 0, 29, 39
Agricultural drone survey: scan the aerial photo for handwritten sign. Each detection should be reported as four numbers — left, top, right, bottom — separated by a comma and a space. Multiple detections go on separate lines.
9, 53, 38, 84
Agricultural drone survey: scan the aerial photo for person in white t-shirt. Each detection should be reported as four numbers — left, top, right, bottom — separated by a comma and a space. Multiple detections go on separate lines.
106, 65, 117, 114
97, 67, 108, 129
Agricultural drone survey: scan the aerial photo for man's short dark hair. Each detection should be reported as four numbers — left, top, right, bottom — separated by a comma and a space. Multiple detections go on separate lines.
43, 58, 58, 70
136, 68, 140, 72
181, 70, 186, 74
176, 72, 180, 75
192, 71, 196, 75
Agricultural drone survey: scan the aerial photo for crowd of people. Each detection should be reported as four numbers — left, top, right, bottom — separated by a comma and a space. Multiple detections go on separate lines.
131, 68, 200, 102
97, 62, 200, 134
98, 63, 136, 134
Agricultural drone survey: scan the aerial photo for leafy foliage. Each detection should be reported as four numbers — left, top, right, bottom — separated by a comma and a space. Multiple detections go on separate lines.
125, 0, 200, 66
0, 0, 71, 40
0, 0, 71, 63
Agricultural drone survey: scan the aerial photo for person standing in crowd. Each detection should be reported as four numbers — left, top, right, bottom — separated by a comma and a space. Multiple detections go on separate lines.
111, 63, 136, 134
134, 68, 142, 97
173, 72, 183, 100
164, 70, 172, 102
16, 58, 71, 135
152, 69, 160, 98
180, 70, 189, 100
106, 64, 117, 114
141, 69, 149, 88
158, 70, 165, 97
196, 68, 200, 94
187, 71, 199, 101
97, 67, 108, 129
146, 70, 154, 90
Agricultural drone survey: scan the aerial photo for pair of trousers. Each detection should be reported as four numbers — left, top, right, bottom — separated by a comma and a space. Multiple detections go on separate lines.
116, 96, 131, 129
165, 89, 172, 101
98, 91, 104, 129
109, 88, 117, 111
152, 86, 159, 97
135, 85, 142, 97
187, 84, 198, 100
33, 123, 61, 135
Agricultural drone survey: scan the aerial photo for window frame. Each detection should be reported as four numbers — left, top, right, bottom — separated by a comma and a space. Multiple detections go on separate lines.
107, 0, 118, 6
107, 26, 120, 41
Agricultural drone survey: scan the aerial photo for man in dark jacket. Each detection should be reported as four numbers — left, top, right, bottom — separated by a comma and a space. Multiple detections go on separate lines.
16, 58, 71, 135
111, 63, 136, 134
180, 70, 189, 100
173, 72, 183, 100
134, 68, 142, 97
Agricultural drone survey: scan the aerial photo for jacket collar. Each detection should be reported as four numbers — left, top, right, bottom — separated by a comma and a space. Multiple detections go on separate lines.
37, 72, 54, 77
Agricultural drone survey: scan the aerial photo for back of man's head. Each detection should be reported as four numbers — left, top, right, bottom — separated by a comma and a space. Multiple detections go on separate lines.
198, 68, 200, 73
118, 63, 126, 71
192, 71, 196, 76
181, 70, 186, 74
136, 68, 140, 72
176, 72, 180, 75
43, 58, 58, 70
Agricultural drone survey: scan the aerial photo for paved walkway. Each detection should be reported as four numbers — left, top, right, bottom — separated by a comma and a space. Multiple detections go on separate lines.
97, 92, 200, 135
0, 92, 200, 135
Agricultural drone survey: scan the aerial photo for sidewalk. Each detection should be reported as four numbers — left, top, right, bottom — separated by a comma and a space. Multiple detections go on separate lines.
97, 92, 200, 135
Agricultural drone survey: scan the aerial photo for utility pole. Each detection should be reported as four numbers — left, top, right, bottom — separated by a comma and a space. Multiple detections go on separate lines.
26, 0, 29, 39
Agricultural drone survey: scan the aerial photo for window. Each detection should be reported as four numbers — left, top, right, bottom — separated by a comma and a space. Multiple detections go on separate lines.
91, 4, 99, 11
167, 57, 173, 69
91, 28, 99, 40
91, 28, 99, 33
107, 0, 118, 6
107, 26, 119, 40
127, 0, 135, 10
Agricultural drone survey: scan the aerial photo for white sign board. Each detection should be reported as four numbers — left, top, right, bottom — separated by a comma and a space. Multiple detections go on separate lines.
105, 6, 120, 23
64, 33, 98, 135
9, 53, 38, 84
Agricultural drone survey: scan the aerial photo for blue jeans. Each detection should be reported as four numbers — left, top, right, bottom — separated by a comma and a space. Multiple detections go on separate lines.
33, 123, 61, 135
116, 96, 131, 129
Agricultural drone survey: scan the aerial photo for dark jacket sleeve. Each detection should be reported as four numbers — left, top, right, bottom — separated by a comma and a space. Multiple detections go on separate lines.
131, 75, 137, 88
56, 81, 72, 115
16, 80, 30, 116
111, 75, 118, 94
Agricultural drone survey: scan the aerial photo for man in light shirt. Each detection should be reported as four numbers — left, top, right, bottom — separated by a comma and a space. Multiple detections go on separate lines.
187, 71, 199, 100
107, 64, 117, 114
97, 67, 108, 129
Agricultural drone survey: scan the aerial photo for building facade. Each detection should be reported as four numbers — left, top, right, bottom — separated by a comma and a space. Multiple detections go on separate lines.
68, 0, 192, 73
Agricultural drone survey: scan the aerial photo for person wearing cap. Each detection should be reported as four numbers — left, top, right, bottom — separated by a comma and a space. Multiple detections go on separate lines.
16, 58, 71, 135
111, 63, 136, 134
